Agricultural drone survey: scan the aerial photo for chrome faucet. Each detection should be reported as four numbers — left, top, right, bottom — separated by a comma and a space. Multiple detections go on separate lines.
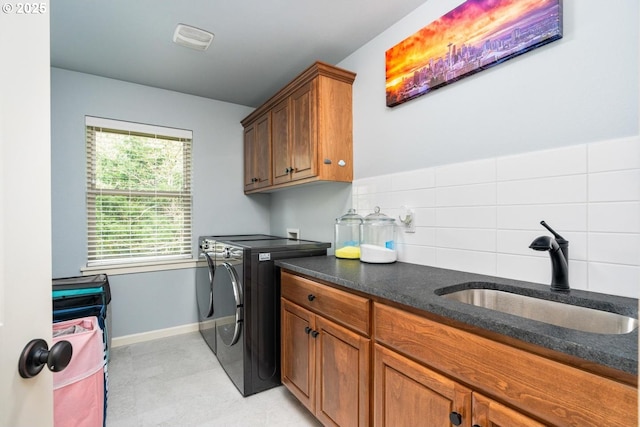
529, 221, 569, 292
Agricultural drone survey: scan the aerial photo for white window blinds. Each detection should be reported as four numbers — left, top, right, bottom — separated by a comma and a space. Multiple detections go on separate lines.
85, 116, 193, 266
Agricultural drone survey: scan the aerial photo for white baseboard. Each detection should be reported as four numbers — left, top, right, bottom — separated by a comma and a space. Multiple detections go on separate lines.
111, 322, 200, 348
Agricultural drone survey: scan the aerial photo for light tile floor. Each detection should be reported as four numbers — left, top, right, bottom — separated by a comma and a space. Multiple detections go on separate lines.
106, 332, 322, 427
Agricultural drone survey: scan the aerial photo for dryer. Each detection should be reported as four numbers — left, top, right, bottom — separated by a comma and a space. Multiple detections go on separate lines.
196, 235, 329, 396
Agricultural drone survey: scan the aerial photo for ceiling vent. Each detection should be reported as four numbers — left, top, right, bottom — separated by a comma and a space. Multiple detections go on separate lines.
173, 24, 214, 51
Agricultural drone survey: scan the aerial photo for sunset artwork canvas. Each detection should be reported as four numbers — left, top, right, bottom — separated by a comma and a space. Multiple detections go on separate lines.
385, 0, 563, 107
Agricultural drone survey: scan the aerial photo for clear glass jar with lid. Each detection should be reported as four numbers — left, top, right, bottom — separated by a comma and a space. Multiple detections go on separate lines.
334, 208, 363, 259
360, 206, 397, 263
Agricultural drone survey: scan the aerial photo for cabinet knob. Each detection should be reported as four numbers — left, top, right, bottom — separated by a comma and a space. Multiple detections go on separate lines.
311, 330, 319, 338
449, 412, 463, 426
307, 294, 316, 302
304, 326, 312, 334
285, 167, 291, 174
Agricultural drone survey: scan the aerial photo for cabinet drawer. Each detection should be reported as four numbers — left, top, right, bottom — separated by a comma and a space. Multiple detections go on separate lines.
374, 302, 637, 427
282, 271, 370, 335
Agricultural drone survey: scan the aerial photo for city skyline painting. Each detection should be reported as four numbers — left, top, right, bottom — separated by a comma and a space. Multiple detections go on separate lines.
386, 0, 563, 107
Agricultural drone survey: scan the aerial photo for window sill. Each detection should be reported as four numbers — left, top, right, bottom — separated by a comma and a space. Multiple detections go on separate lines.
81, 258, 199, 276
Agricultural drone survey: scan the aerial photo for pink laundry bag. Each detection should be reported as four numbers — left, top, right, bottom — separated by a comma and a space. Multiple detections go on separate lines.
53, 316, 105, 427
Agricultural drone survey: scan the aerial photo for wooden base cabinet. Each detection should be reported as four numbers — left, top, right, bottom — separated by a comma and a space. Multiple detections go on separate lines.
374, 344, 547, 427
472, 393, 547, 427
280, 271, 638, 427
281, 272, 370, 427
374, 303, 638, 427
374, 344, 472, 427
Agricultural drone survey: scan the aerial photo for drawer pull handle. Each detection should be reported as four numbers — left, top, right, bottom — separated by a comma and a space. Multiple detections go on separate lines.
311, 330, 319, 338
304, 326, 312, 334
307, 294, 316, 301
449, 412, 463, 426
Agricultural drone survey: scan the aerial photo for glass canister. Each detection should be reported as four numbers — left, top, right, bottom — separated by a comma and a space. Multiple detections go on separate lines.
360, 206, 397, 263
334, 208, 363, 259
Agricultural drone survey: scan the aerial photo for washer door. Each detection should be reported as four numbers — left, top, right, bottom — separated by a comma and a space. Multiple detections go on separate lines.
196, 252, 215, 320
215, 262, 243, 347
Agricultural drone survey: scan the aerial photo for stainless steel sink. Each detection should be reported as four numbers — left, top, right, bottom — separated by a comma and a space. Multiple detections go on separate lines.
441, 288, 638, 334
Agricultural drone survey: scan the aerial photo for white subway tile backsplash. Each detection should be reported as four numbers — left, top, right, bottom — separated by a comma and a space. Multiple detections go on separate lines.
436, 206, 496, 229
392, 167, 436, 191
588, 202, 640, 233
437, 248, 496, 276
414, 207, 436, 228
392, 187, 436, 208
588, 262, 640, 298
353, 137, 639, 299
397, 244, 436, 266
588, 136, 640, 172
397, 226, 436, 246
436, 183, 496, 207
435, 228, 496, 252
567, 260, 589, 292
588, 233, 640, 265
497, 175, 587, 205
497, 145, 587, 181
435, 158, 496, 187
497, 204, 587, 231
497, 254, 550, 284
588, 170, 640, 202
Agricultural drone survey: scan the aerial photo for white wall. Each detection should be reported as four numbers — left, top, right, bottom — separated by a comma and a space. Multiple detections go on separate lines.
342, 0, 638, 178
50, 68, 271, 337
271, 0, 639, 298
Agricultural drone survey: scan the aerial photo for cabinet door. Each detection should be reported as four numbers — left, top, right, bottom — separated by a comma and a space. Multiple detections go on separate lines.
272, 97, 291, 185
472, 393, 547, 427
315, 316, 370, 427
290, 80, 317, 181
281, 299, 315, 414
243, 124, 256, 190
254, 113, 271, 188
374, 344, 472, 427
243, 113, 271, 190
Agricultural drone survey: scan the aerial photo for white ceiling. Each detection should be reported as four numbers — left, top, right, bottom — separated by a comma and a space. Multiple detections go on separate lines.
50, 0, 428, 107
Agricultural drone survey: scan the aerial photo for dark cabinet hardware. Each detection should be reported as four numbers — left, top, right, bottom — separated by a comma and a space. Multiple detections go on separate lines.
449, 411, 463, 426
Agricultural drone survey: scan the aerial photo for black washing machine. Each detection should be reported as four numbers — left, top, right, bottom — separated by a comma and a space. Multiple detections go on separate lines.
196, 235, 329, 396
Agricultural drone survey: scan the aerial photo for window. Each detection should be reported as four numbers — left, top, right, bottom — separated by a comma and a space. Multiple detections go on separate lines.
86, 117, 192, 266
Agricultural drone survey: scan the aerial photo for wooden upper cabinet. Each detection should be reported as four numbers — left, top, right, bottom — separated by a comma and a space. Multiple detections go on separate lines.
241, 61, 355, 194
243, 112, 271, 191
289, 81, 316, 183
272, 97, 291, 185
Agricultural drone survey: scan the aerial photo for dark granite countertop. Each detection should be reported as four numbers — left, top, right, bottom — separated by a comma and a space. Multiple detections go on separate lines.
276, 256, 638, 376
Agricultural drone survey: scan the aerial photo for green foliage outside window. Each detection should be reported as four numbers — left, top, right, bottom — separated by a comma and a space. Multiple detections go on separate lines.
87, 124, 192, 264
